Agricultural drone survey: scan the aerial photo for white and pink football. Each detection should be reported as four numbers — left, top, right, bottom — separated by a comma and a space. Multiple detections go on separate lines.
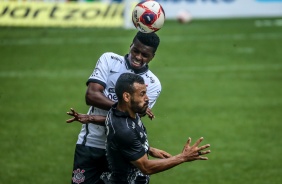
132, 0, 165, 33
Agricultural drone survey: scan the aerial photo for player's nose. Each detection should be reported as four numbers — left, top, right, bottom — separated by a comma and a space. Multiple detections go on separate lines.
135, 53, 142, 60
144, 95, 149, 102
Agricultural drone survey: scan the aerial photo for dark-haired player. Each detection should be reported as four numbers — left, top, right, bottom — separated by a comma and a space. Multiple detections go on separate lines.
68, 32, 171, 184
101, 73, 211, 184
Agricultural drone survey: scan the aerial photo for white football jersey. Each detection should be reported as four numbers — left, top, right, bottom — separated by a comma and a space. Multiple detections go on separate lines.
76, 52, 161, 148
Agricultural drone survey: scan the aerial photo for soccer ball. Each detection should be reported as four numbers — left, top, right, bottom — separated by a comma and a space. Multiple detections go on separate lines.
132, 0, 165, 33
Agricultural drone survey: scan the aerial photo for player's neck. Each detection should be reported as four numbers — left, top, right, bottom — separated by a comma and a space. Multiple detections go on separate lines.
117, 103, 136, 119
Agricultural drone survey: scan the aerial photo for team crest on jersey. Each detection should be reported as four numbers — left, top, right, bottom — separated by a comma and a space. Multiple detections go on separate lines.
145, 73, 155, 83
91, 68, 100, 77
72, 168, 85, 184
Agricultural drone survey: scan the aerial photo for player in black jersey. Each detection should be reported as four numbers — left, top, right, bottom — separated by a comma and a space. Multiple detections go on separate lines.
101, 73, 211, 184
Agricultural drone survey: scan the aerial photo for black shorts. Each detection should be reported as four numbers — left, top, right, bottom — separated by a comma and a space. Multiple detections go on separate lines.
71, 144, 109, 184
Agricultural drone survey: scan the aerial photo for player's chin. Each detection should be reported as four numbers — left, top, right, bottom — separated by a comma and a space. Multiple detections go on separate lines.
143, 105, 149, 112
131, 64, 142, 70
139, 106, 148, 115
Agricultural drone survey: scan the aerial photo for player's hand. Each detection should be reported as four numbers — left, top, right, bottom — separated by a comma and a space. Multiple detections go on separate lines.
146, 108, 155, 120
66, 108, 89, 124
149, 147, 172, 159
181, 137, 211, 162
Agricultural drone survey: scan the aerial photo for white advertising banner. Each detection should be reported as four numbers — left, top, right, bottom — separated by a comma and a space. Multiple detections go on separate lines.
157, 0, 282, 19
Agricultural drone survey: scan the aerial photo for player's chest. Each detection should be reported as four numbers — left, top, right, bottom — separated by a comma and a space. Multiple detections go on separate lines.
106, 70, 155, 91
131, 120, 148, 143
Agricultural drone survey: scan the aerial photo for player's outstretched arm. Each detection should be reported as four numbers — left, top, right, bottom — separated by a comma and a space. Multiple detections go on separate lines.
66, 108, 106, 124
131, 137, 211, 175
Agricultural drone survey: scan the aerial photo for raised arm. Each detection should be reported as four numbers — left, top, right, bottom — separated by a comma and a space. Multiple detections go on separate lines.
85, 82, 115, 110
131, 137, 211, 175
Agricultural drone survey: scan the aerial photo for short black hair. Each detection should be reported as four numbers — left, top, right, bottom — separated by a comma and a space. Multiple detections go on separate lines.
115, 73, 145, 102
133, 31, 160, 52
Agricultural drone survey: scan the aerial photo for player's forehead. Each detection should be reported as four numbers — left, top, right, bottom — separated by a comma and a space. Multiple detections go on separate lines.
133, 82, 147, 93
132, 39, 155, 54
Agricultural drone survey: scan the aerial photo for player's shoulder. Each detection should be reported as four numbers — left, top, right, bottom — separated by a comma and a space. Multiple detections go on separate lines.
100, 52, 124, 64
145, 69, 161, 85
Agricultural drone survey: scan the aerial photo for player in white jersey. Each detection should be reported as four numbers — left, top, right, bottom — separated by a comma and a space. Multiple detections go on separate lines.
68, 32, 171, 184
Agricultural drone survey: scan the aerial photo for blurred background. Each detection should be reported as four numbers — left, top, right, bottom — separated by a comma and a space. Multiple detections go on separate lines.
1, 0, 282, 184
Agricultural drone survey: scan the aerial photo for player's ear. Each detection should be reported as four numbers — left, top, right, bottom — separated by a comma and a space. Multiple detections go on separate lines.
123, 92, 131, 103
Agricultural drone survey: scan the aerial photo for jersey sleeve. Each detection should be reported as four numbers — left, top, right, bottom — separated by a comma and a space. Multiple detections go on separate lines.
86, 53, 111, 88
147, 76, 162, 109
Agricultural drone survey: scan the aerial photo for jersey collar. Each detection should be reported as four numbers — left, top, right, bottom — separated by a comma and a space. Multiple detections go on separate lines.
124, 54, 149, 74
112, 103, 139, 121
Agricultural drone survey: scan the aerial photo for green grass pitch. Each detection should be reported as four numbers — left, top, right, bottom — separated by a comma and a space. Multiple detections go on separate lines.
0, 17, 282, 184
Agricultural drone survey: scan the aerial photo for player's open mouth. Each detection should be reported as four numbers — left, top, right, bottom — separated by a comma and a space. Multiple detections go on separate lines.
131, 60, 143, 68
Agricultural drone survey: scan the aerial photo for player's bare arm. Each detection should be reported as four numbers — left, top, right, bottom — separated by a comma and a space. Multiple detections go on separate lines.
86, 82, 115, 110
149, 147, 172, 159
131, 137, 211, 175
66, 108, 106, 124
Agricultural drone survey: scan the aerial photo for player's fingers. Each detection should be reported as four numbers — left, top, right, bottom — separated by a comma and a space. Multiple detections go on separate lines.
66, 117, 75, 123
157, 154, 166, 159
197, 156, 209, 160
198, 144, 211, 151
198, 150, 211, 156
146, 108, 155, 117
192, 137, 204, 147
71, 108, 78, 115
67, 112, 74, 116
186, 137, 192, 144
147, 114, 155, 120
146, 110, 153, 116
182, 137, 191, 152
164, 153, 172, 158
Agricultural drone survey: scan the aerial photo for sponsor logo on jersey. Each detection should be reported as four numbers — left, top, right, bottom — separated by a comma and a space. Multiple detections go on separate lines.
107, 93, 118, 101
72, 168, 85, 184
108, 88, 115, 93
